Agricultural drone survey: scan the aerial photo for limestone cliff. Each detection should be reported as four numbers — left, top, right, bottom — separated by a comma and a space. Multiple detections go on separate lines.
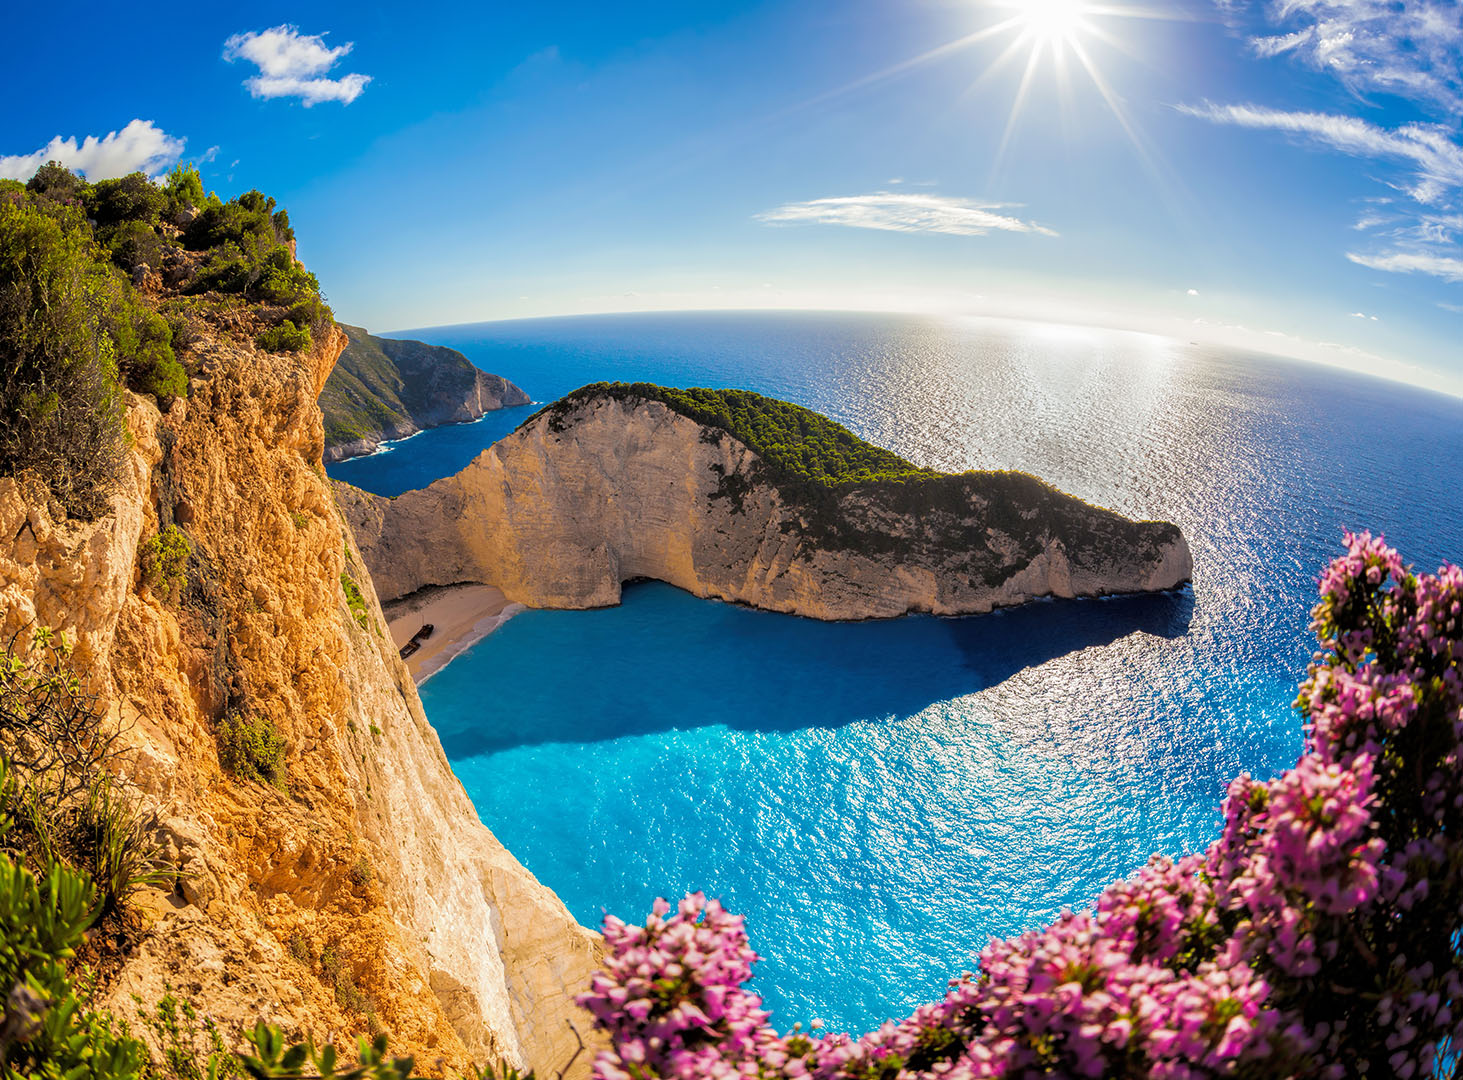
339, 386, 1192, 618
0, 327, 598, 1076
321, 325, 531, 463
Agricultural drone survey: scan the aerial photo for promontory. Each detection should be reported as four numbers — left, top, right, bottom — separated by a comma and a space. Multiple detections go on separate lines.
338, 382, 1193, 619
320, 323, 530, 462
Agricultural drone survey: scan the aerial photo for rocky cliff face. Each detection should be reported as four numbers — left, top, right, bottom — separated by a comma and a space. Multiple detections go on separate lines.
321, 325, 531, 463
339, 390, 1192, 618
0, 327, 597, 1076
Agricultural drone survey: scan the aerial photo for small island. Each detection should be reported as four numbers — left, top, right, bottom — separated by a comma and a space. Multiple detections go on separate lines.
337, 382, 1192, 620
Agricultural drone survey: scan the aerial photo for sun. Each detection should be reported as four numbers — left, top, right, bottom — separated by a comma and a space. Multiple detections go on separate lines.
955, 0, 1162, 177
1007, 0, 1093, 48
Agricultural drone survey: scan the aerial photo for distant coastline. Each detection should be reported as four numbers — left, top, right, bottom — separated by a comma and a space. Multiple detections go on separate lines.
321, 323, 530, 462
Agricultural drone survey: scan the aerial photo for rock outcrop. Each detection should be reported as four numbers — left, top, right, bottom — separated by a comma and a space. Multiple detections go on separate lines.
339, 386, 1192, 618
321, 324, 531, 462
0, 327, 598, 1077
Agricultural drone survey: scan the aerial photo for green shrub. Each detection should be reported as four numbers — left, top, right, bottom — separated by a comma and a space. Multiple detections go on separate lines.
349, 855, 372, 888
78, 772, 175, 917
0, 200, 127, 519
287, 294, 333, 338
162, 164, 207, 220
113, 303, 187, 401
139, 525, 191, 601
340, 573, 371, 631
25, 160, 90, 207
187, 240, 254, 295
216, 712, 286, 787
184, 190, 285, 253
87, 173, 165, 232
106, 219, 171, 272
133, 992, 241, 1080
256, 320, 312, 354
239, 1025, 416, 1080
0, 630, 171, 918
255, 246, 320, 305
0, 846, 150, 1079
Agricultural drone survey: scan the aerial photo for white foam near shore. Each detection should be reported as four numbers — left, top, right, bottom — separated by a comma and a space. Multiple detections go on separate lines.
384, 583, 524, 684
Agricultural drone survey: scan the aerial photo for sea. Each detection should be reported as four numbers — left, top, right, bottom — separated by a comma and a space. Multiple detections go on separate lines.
326, 310, 1463, 1035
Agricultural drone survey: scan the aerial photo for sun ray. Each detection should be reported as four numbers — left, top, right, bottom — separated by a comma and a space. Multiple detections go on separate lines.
990, 40, 1050, 182
787, 18, 1025, 117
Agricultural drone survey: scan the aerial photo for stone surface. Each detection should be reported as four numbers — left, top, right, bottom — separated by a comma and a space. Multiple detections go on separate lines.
339, 393, 1193, 618
0, 326, 598, 1077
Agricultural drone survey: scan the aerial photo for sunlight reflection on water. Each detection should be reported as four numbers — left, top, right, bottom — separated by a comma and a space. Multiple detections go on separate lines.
334, 311, 1463, 1033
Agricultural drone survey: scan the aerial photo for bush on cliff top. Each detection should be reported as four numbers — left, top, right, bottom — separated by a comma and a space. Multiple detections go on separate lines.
580, 532, 1463, 1080
0, 163, 330, 519
0, 181, 187, 517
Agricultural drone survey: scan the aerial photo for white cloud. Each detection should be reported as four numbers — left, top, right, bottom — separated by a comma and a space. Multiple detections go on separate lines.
1348, 311, 1379, 320
1234, 0, 1463, 114
1177, 103, 1463, 201
1192, 5, 1463, 296
1439, 301, 1463, 314
0, 119, 185, 181
1183, 100, 1463, 286
756, 192, 1057, 237
1347, 250, 1463, 282
223, 25, 371, 106
1187, 288, 1200, 296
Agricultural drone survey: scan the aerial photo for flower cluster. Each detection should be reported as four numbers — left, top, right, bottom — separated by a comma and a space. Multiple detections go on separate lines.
579, 532, 1463, 1078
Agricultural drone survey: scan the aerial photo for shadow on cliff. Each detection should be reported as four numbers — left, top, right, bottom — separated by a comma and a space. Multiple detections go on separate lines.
427, 581, 1195, 759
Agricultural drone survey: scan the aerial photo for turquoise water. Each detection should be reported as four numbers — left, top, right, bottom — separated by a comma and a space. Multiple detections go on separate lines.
330, 311, 1463, 1034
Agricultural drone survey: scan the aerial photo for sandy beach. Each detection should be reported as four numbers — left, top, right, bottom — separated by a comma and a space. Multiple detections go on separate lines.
385, 583, 524, 683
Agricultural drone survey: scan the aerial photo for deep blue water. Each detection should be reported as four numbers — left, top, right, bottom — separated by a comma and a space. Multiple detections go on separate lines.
328, 310, 1463, 1035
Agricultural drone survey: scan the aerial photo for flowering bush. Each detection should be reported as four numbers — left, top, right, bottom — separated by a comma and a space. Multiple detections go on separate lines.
579, 532, 1463, 1079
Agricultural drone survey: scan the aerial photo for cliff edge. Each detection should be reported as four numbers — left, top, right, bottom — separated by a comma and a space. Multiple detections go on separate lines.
339, 383, 1192, 618
321, 324, 531, 463
0, 326, 598, 1076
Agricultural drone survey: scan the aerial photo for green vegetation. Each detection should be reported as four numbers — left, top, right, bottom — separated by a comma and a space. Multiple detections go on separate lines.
216, 711, 286, 788
0, 628, 171, 919
320, 324, 528, 455
538, 383, 938, 486
341, 572, 372, 631
133, 992, 242, 1080
0, 162, 332, 519
349, 854, 373, 888
139, 525, 191, 601
0, 848, 149, 1079
255, 320, 311, 354
0, 195, 129, 518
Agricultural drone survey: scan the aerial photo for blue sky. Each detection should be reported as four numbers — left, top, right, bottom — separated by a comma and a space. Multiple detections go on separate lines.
3, 1, 1461, 392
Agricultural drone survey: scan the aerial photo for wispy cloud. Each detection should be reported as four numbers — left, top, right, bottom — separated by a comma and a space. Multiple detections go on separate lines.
223, 25, 371, 106
756, 193, 1056, 237
1347, 250, 1463, 282
1235, 0, 1463, 115
0, 119, 184, 181
1189, 3, 1463, 290
1177, 102, 1463, 204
